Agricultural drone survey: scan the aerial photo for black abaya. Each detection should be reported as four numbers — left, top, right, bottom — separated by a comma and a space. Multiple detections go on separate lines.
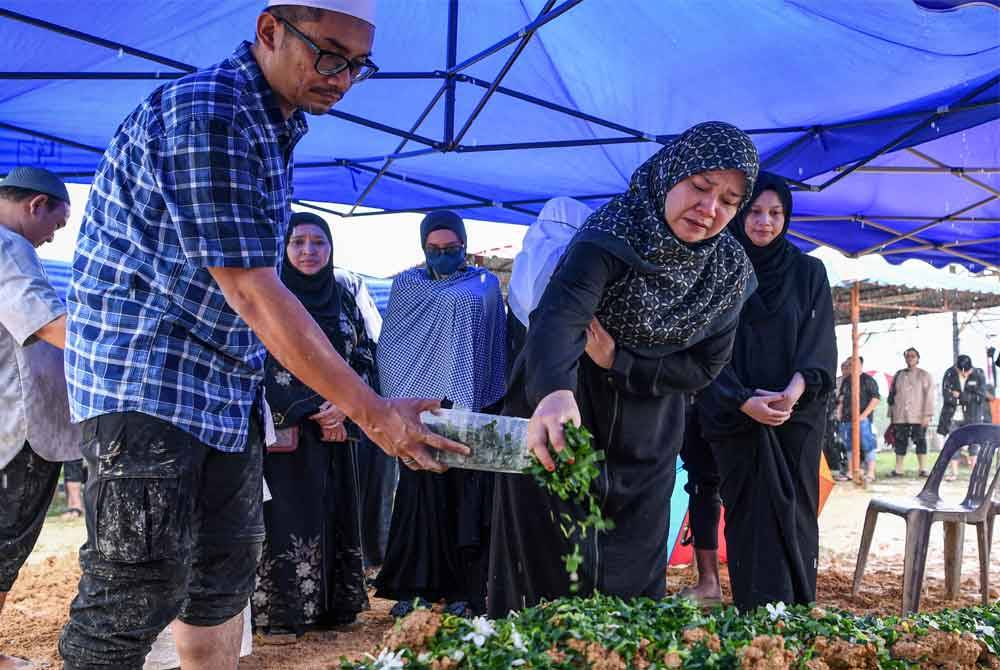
254, 419, 368, 632
374, 468, 493, 611
254, 235, 378, 631
696, 252, 836, 610
490, 242, 745, 617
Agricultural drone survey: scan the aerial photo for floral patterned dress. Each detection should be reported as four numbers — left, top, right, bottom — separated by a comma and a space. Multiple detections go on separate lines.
253, 285, 377, 633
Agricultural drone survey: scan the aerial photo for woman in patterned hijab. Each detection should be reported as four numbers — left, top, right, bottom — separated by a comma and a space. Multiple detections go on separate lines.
490, 121, 760, 616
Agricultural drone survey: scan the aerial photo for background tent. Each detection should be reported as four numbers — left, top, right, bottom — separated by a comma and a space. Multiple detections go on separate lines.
2, 1, 998, 268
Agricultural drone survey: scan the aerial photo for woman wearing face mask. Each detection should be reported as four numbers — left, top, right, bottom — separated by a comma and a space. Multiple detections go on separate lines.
253, 212, 376, 635
374, 211, 506, 617
694, 172, 836, 610
490, 122, 760, 616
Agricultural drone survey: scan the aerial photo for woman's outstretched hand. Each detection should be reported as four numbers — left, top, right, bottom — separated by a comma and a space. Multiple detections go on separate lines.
528, 390, 582, 472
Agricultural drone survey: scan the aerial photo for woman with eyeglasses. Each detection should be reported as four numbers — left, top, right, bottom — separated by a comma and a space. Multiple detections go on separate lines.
252, 212, 377, 635
374, 211, 507, 618
490, 122, 760, 616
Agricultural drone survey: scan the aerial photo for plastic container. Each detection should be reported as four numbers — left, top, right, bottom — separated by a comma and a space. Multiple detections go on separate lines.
421, 408, 532, 474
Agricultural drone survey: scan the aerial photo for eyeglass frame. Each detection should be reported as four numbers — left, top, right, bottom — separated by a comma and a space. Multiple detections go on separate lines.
276, 16, 379, 82
424, 243, 465, 258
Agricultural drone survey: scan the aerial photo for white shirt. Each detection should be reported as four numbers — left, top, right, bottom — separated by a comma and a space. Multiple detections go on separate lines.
0, 225, 81, 468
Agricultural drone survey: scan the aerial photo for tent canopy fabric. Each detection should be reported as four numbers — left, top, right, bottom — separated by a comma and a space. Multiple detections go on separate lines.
809, 247, 1000, 323
3, 1, 998, 268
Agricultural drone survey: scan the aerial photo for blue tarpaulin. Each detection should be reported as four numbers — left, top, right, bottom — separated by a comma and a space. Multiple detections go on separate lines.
2, 1, 998, 268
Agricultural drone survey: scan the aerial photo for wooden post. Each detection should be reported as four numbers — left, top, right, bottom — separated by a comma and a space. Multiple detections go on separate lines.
851, 281, 862, 484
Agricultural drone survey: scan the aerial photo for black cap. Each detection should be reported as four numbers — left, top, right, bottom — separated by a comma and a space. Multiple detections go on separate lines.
0, 166, 70, 204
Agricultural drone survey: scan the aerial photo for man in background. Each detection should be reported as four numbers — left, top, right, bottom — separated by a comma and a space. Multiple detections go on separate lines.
836, 356, 881, 482
0, 167, 79, 670
887, 347, 934, 477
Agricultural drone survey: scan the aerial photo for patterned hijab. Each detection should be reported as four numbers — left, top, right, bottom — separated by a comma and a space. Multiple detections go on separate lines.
576, 121, 760, 351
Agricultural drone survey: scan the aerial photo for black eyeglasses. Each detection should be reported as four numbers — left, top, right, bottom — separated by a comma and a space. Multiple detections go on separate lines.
278, 17, 379, 83
425, 244, 464, 257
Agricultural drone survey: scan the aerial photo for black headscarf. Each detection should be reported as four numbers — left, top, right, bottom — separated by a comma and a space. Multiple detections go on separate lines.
574, 121, 760, 351
728, 171, 799, 317
281, 211, 341, 336
419, 210, 467, 247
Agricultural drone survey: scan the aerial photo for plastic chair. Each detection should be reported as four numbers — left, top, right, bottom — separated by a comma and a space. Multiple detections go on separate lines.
851, 424, 1000, 613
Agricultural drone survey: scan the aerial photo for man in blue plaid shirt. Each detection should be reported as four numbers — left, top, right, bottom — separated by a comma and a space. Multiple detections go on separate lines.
59, 3, 466, 669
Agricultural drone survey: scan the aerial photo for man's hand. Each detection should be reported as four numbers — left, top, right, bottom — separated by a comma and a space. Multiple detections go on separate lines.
34, 314, 67, 349
741, 394, 792, 426
527, 390, 581, 472
207, 266, 468, 469
584, 318, 615, 370
361, 398, 470, 473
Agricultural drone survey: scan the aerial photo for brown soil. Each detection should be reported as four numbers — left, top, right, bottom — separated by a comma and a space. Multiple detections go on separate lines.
2, 479, 995, 668
1, 555, 991, 669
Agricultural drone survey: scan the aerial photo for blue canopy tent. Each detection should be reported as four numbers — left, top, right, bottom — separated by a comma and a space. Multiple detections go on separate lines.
1, 0, 998, 269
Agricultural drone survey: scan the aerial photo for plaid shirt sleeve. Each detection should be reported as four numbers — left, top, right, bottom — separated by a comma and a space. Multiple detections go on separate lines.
151, 116, 281, 269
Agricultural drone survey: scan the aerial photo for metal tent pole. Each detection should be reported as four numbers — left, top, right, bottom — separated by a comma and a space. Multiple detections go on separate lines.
449, 0, 561, 149
816, 74, 1000, 192
0, 9, 195, 72
855, 196, 997, 255
443, 0, 459, 147
0, 121, 105, 154
343, 83, 450, 212
446, 0, 582, 75
325, 110, 440, 147
851, 282, 862, 484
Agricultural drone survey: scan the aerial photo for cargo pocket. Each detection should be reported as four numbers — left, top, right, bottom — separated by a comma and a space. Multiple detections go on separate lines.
95, 475, 182, 564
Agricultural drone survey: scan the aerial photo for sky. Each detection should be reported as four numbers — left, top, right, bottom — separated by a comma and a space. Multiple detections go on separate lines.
42, 184, 1000, 391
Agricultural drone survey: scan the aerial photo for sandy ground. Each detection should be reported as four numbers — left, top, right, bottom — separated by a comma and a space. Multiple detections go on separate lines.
1, 475, 996, 669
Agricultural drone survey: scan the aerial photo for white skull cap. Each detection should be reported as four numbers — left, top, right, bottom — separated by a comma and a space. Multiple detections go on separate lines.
266, 0, 375, 27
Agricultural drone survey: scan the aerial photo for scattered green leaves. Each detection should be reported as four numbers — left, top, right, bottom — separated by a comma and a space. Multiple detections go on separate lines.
526, 423, 614, 591
344, 594, 1000, 669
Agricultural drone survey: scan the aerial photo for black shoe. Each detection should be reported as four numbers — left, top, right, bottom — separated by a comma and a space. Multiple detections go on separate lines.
888, 470, 901, 477
918, 470, 929, 478
444, 601, 474, 618
389, 598, 430, 619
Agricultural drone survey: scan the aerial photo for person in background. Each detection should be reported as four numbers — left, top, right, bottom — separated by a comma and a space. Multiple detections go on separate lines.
61, 460, 86, 518
836, 357, 880, 482
506, 197, 594, 368
375, 211, 506, 618
887, 347, 934, 478
823, 391, 850, 481
694, 172, 836, 611
58, 4, 467, 668
938, 354, 988, 479
491, 122, 759, 617
335, 266, 395, 570
0, 167, 79, 670
253, 212, 376, 634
